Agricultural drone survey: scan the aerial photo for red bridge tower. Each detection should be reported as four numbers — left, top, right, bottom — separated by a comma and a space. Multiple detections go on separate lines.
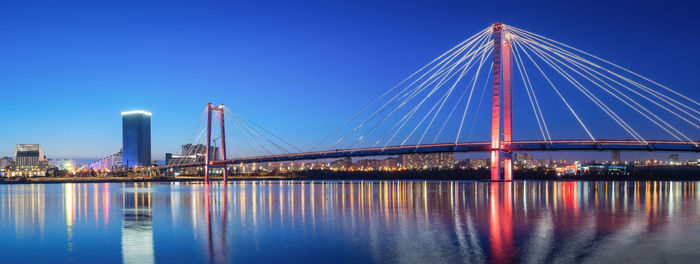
491, 22, 513, 181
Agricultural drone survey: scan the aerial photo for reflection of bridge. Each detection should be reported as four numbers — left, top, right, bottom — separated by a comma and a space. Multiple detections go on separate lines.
155, 22, 700, 182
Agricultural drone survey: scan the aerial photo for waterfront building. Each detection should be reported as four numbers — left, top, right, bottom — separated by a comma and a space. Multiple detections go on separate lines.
89, 149, 123, 171
353, 159, 380, 171
0, 157, 12, 169
555, 163, 579, 175
578, 163, 630, 175
457, 158, 488, 169
11, 144, 48, 176
330, 157, 352, 170
669, 154, 680, 165
399, 152, 455, 169
612, 150, 621, 164
48, 159, 76, 171
122, 110, 151, 168
13, 144, 48, 169
514, 153, 534, 167
381, 157, 399, 170
0, 157, 12, 177
166, 144, 219, 165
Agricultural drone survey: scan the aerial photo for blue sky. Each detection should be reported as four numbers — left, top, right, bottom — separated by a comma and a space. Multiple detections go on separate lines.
0, 0, 698, 162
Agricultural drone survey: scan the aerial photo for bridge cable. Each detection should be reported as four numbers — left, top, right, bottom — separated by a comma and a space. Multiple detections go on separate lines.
348, 32, 493, 149
373, 38, 494, 148
518, 37, 646, 143
465, 63, 492, 142
340, 32, 493, 150
513, 34, 700, 129
507, 25, 700, 110
315, 28, 492, 151
511, 38, 551, 142
174, 107, 208, 167
225, 107, 302, 153
398, 42, 493, 146
517, 35, 693, 142
433, 62, 491, 144
224, 110, 287, 155
512, 37, 597, 142
226, 109, 294, 154
454, 44, 492, 145
417, 45, 493, 147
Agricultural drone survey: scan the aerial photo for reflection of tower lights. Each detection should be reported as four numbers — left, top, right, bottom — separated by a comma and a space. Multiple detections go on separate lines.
64, 184, 75, 254
93, 184, 99, 221
65, 184, 74, 226
489, 182, 514, 263
268, 181, 272, 224
253, 182, 257, 225
121, 183, 155, 264
102, 183, 109, 226
301, 181, 305, 223
489, 183, 501, 261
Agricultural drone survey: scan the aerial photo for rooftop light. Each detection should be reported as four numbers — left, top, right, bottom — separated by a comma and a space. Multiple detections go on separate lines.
121, 110, 152, 116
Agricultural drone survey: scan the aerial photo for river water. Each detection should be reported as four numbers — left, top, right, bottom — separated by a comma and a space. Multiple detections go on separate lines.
0, 180, 698, 263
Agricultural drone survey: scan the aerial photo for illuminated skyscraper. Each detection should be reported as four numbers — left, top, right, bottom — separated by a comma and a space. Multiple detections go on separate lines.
122, 110, 151, 168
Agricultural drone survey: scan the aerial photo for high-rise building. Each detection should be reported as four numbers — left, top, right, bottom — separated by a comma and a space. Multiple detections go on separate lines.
612, 150, 621, 164
514, 153, 532, 165
122, 110, 151, 168
13, 144, 47, 169
1, 157, 13, 170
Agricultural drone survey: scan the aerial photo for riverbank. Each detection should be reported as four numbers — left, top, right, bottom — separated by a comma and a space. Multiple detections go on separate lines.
0, 175, 296, 184
2, 168, 700, 184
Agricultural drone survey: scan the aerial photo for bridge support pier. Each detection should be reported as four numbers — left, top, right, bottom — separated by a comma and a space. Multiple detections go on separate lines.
491, 22, 513, 181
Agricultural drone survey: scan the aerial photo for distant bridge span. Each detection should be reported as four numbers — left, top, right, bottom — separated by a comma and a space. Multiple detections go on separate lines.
155, 140, 699, 170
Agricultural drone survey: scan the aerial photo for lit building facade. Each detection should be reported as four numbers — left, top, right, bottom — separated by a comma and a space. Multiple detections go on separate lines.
669, 154, 680, 165
612, 150, 621, 164
88, 149, 123, 171
0, 157, 12, 169
49, 159, 76, 171
399, 152, 455, 169
13, 144, 47, 169
514, 153, 532, 165
12, 144, 48, 176
122, 111, 151, 168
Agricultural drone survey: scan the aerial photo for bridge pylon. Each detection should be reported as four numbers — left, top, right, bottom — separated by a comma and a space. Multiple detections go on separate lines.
205, 103, 228, 183
491, 22, 513, 181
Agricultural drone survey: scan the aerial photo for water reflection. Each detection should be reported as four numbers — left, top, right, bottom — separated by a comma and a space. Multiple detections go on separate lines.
121, 183, 154, 264
0, 181, 698, 263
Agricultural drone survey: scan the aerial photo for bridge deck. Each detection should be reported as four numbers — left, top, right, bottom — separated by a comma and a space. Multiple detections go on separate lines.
154, 140, 699, 170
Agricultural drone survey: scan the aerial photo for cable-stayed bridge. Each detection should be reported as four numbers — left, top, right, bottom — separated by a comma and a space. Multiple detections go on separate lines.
153, 22, 700, 182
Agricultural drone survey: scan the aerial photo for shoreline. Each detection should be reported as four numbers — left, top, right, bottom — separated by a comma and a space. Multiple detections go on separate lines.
2, 174, 700, 185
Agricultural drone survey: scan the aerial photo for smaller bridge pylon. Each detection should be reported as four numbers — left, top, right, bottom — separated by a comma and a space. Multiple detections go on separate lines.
205, 103, 228, 183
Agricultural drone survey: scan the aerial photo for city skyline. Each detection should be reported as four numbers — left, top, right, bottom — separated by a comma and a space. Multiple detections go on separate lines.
1, 1, 699, 161
2, 2, 700, 263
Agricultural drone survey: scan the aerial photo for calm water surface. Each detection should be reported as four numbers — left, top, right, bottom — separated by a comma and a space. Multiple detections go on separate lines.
1, 180, 699, 263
